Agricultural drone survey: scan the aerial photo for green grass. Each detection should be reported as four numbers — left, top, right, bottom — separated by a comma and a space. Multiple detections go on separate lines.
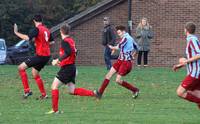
0, 65, 199, 124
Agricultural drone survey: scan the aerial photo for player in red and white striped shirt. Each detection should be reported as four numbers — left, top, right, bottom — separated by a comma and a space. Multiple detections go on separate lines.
173, 22, 200, 109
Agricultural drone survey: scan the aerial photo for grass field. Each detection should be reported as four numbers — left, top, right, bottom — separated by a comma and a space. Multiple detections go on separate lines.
0, 65, 199, 124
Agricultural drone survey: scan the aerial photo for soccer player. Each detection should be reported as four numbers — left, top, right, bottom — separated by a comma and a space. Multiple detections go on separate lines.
14, 14, 54, 99
46, 24, 95, 114
94, 25, 140, 99
173, 22, 200, 109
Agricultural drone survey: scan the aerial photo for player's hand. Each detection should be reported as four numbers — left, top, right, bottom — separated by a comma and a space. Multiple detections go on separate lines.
172, 64, 184, 72
14, 23, 18, 33
132, 52, 137, 59
52, 59, 60, 66
179, 57, 187, 65
108, 45, 113, 49
111, 49, 115, 55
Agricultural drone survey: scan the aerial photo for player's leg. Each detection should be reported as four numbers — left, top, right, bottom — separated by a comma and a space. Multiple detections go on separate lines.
18, 62, 31, 98
176, 76, 200, 105
188, 90, 200, 98
67, 82, 94, 96
116, 60, 139, 98
32, 56, 50, 99
98, 67, 116, 95
32, 68, 47, 99
116, 74, 139, 98
46, 77, 63, 114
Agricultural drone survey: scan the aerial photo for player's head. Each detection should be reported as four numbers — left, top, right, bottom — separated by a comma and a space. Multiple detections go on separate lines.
116, 25, 126, 38
185, 22, 196, 35
33, 14, 43, 23
103, 16, 110, 26
60, 23, 70, 36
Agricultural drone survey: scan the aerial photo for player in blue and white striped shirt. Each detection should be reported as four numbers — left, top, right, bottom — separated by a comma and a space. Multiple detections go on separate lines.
94, 25, 139, 99
173, 22, 200, 109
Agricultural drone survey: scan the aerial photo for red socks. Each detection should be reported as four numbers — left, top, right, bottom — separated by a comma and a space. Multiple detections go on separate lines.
99, 79, 110, 94
34, 75, 46, 96
73, 88, 94, 96
119, 81, 139, 93
184, 93, 200, 104
19, 69, 30, 93
52, 89, 59, 112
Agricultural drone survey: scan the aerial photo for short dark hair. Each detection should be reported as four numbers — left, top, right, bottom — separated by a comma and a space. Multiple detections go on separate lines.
60, 24, 70, 35
33, 14, 43, 22
185, 22, 196, 34
116, 25, 126, 31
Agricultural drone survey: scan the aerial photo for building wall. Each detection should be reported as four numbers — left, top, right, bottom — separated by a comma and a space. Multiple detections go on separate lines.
132, 0, 200, 66
54, 0, 200, 67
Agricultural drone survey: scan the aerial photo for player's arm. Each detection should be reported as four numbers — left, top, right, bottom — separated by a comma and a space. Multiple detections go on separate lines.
52, 41, 71, 66
14, 24, 30, 41
132, 51, 137, 59
182, 40, 200, 64
14, 23, 39, 42
184, 55, 200, 64
172, 58, 186, 71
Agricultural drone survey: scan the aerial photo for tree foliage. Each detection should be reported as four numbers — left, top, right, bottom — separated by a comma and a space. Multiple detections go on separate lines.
0, 0, 102, 46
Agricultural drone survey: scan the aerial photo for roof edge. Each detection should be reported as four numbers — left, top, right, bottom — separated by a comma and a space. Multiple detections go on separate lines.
51, 0, 126, 34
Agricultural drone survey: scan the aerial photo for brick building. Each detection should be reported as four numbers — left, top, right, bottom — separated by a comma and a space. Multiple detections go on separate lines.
51, 0, 200, 67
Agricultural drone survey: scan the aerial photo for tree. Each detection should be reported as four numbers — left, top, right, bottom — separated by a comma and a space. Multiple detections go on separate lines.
0, 0, 102, 46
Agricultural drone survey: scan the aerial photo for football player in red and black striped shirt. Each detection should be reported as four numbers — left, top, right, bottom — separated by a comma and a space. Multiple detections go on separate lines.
46, 24, 95, 114
14, 14, 54, 99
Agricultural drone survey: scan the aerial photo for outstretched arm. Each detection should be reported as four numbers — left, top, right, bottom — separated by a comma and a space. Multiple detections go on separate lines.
172, 58, 186, 71
184, 55, 200, 64
14, 24, 30, 41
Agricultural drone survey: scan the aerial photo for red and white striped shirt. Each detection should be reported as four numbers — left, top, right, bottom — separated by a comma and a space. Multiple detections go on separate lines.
186, 34, 200, 78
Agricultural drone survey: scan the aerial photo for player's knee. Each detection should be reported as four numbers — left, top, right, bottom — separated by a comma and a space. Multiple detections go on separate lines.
32, 70, 39, 78
115, 78, 121, 84
176, 89, 183, 97
105, 74, 110, 80
69, 92, 74, 95
18, 65, 24, 71
32, 72, 37, 78
51, 85, 58, 90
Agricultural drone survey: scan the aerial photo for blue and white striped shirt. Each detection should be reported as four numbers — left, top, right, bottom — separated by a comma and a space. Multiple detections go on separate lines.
186, 34, 200, 78
118, 33, 139, 61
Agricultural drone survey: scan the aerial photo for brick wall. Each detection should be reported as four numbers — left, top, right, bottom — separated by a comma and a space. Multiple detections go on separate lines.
132, 0, 200, 66
54, 0, 200, 67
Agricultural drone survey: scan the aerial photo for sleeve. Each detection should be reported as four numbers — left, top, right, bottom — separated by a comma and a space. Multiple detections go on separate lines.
58, 41, 72, 61
108, 27, 116, 45
49, 33, 54, 42
28, 27, 39, 40
190, 40, 200, 55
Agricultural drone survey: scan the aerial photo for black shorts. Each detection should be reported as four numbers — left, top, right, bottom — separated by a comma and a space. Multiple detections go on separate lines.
56, 64, 76, 84
25, 55, 50, 71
